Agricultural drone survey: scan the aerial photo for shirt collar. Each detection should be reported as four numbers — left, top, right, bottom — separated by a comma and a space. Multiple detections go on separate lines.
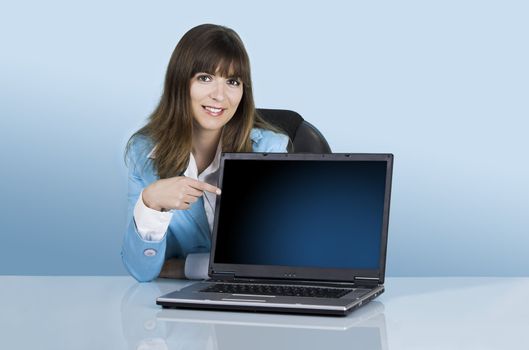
184, 141, 222, 179
146, 147, 156, 159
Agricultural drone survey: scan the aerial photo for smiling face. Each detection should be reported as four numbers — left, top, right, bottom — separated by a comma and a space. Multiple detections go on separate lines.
189, 69, 244, 135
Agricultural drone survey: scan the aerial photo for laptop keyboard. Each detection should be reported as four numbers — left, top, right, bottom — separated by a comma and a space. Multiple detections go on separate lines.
201, 283, 353, 298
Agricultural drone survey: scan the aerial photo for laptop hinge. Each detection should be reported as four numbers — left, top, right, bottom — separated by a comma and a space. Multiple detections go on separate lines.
354, 276, 380, 287
211, 271, 236, 281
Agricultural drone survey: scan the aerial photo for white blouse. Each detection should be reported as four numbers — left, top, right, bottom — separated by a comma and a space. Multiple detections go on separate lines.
133, 141, 222, 242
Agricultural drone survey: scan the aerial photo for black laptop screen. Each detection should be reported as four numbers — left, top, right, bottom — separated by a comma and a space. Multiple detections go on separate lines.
213, 158, 388, 270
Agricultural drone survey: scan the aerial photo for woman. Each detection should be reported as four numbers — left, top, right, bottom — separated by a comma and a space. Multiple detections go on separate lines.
122, 24, 290, 282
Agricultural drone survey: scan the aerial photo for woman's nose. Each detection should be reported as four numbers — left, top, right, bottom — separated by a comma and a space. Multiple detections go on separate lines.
209, 81, 226, 101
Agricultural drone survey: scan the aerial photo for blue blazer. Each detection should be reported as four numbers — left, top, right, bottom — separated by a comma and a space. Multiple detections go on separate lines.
121, 128, 289, 282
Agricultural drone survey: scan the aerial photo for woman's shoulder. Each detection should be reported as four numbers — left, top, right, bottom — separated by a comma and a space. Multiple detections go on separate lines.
250, 127, 289, 153
126, 134, 155, 164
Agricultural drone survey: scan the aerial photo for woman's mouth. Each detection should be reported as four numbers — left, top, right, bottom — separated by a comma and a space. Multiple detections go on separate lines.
203, 105, 225, 117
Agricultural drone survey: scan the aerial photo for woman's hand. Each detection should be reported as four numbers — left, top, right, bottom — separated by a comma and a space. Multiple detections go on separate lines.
142, 176, 221, 212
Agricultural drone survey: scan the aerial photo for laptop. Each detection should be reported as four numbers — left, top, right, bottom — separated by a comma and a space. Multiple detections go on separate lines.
156, 153, 393, 316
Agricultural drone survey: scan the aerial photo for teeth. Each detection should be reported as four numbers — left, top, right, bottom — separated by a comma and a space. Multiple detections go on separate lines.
205, 106, 222, 113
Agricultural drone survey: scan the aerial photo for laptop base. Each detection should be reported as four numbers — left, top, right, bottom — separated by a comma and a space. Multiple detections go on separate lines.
156, 284, 384, 316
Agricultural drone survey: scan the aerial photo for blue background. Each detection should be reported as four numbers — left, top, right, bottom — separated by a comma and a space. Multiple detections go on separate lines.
1, 0, 527, 276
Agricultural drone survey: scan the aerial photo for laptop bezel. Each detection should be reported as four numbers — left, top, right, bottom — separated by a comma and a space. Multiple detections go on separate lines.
208, 153, 393, 285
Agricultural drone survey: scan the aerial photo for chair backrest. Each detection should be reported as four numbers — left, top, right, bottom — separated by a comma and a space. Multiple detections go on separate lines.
257, 108, 332, 153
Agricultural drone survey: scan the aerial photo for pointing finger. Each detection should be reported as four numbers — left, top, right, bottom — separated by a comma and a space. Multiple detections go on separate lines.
187, 178, 222, 195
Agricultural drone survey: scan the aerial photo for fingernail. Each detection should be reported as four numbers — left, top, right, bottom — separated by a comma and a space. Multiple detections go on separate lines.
216, 189, 222, 195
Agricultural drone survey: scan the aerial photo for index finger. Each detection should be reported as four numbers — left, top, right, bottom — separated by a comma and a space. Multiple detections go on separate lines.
188, 178, 222, 195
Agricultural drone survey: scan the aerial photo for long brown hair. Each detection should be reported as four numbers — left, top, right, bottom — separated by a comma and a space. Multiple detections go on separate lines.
126, 24, 285, 179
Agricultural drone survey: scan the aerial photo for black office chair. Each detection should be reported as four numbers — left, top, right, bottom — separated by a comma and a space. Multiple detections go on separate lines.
257, 108, 332, 153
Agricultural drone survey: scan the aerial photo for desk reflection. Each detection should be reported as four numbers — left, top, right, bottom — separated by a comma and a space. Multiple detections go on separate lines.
120, 281, 388, 350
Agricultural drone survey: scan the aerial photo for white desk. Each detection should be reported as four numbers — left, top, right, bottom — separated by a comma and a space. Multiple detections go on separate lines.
1, 277, 527, 349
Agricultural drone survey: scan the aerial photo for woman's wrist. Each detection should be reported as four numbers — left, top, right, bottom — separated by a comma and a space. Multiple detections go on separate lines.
142, 185, 162, 211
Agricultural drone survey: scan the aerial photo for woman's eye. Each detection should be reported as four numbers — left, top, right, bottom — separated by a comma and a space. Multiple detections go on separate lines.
197, 74, 212, 82
227, 78, 241, 86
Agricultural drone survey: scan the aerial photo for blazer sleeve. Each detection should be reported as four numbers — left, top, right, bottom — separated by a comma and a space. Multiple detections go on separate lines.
121, 141, 167, 282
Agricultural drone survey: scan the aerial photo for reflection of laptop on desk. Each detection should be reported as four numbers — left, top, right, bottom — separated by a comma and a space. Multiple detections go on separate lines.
156, 302, 387, 350
157, 153, 393, 316
156, 302, 388, 350
157, 300, 386, 330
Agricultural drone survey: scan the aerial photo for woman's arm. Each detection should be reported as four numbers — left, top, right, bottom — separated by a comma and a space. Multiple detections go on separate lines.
121, 145, 169, 282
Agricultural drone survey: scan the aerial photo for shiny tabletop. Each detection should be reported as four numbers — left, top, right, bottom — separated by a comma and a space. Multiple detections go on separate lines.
1, 277, 527, 349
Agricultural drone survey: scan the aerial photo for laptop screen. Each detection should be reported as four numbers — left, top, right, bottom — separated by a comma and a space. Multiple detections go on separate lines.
212, 154, 392, 274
